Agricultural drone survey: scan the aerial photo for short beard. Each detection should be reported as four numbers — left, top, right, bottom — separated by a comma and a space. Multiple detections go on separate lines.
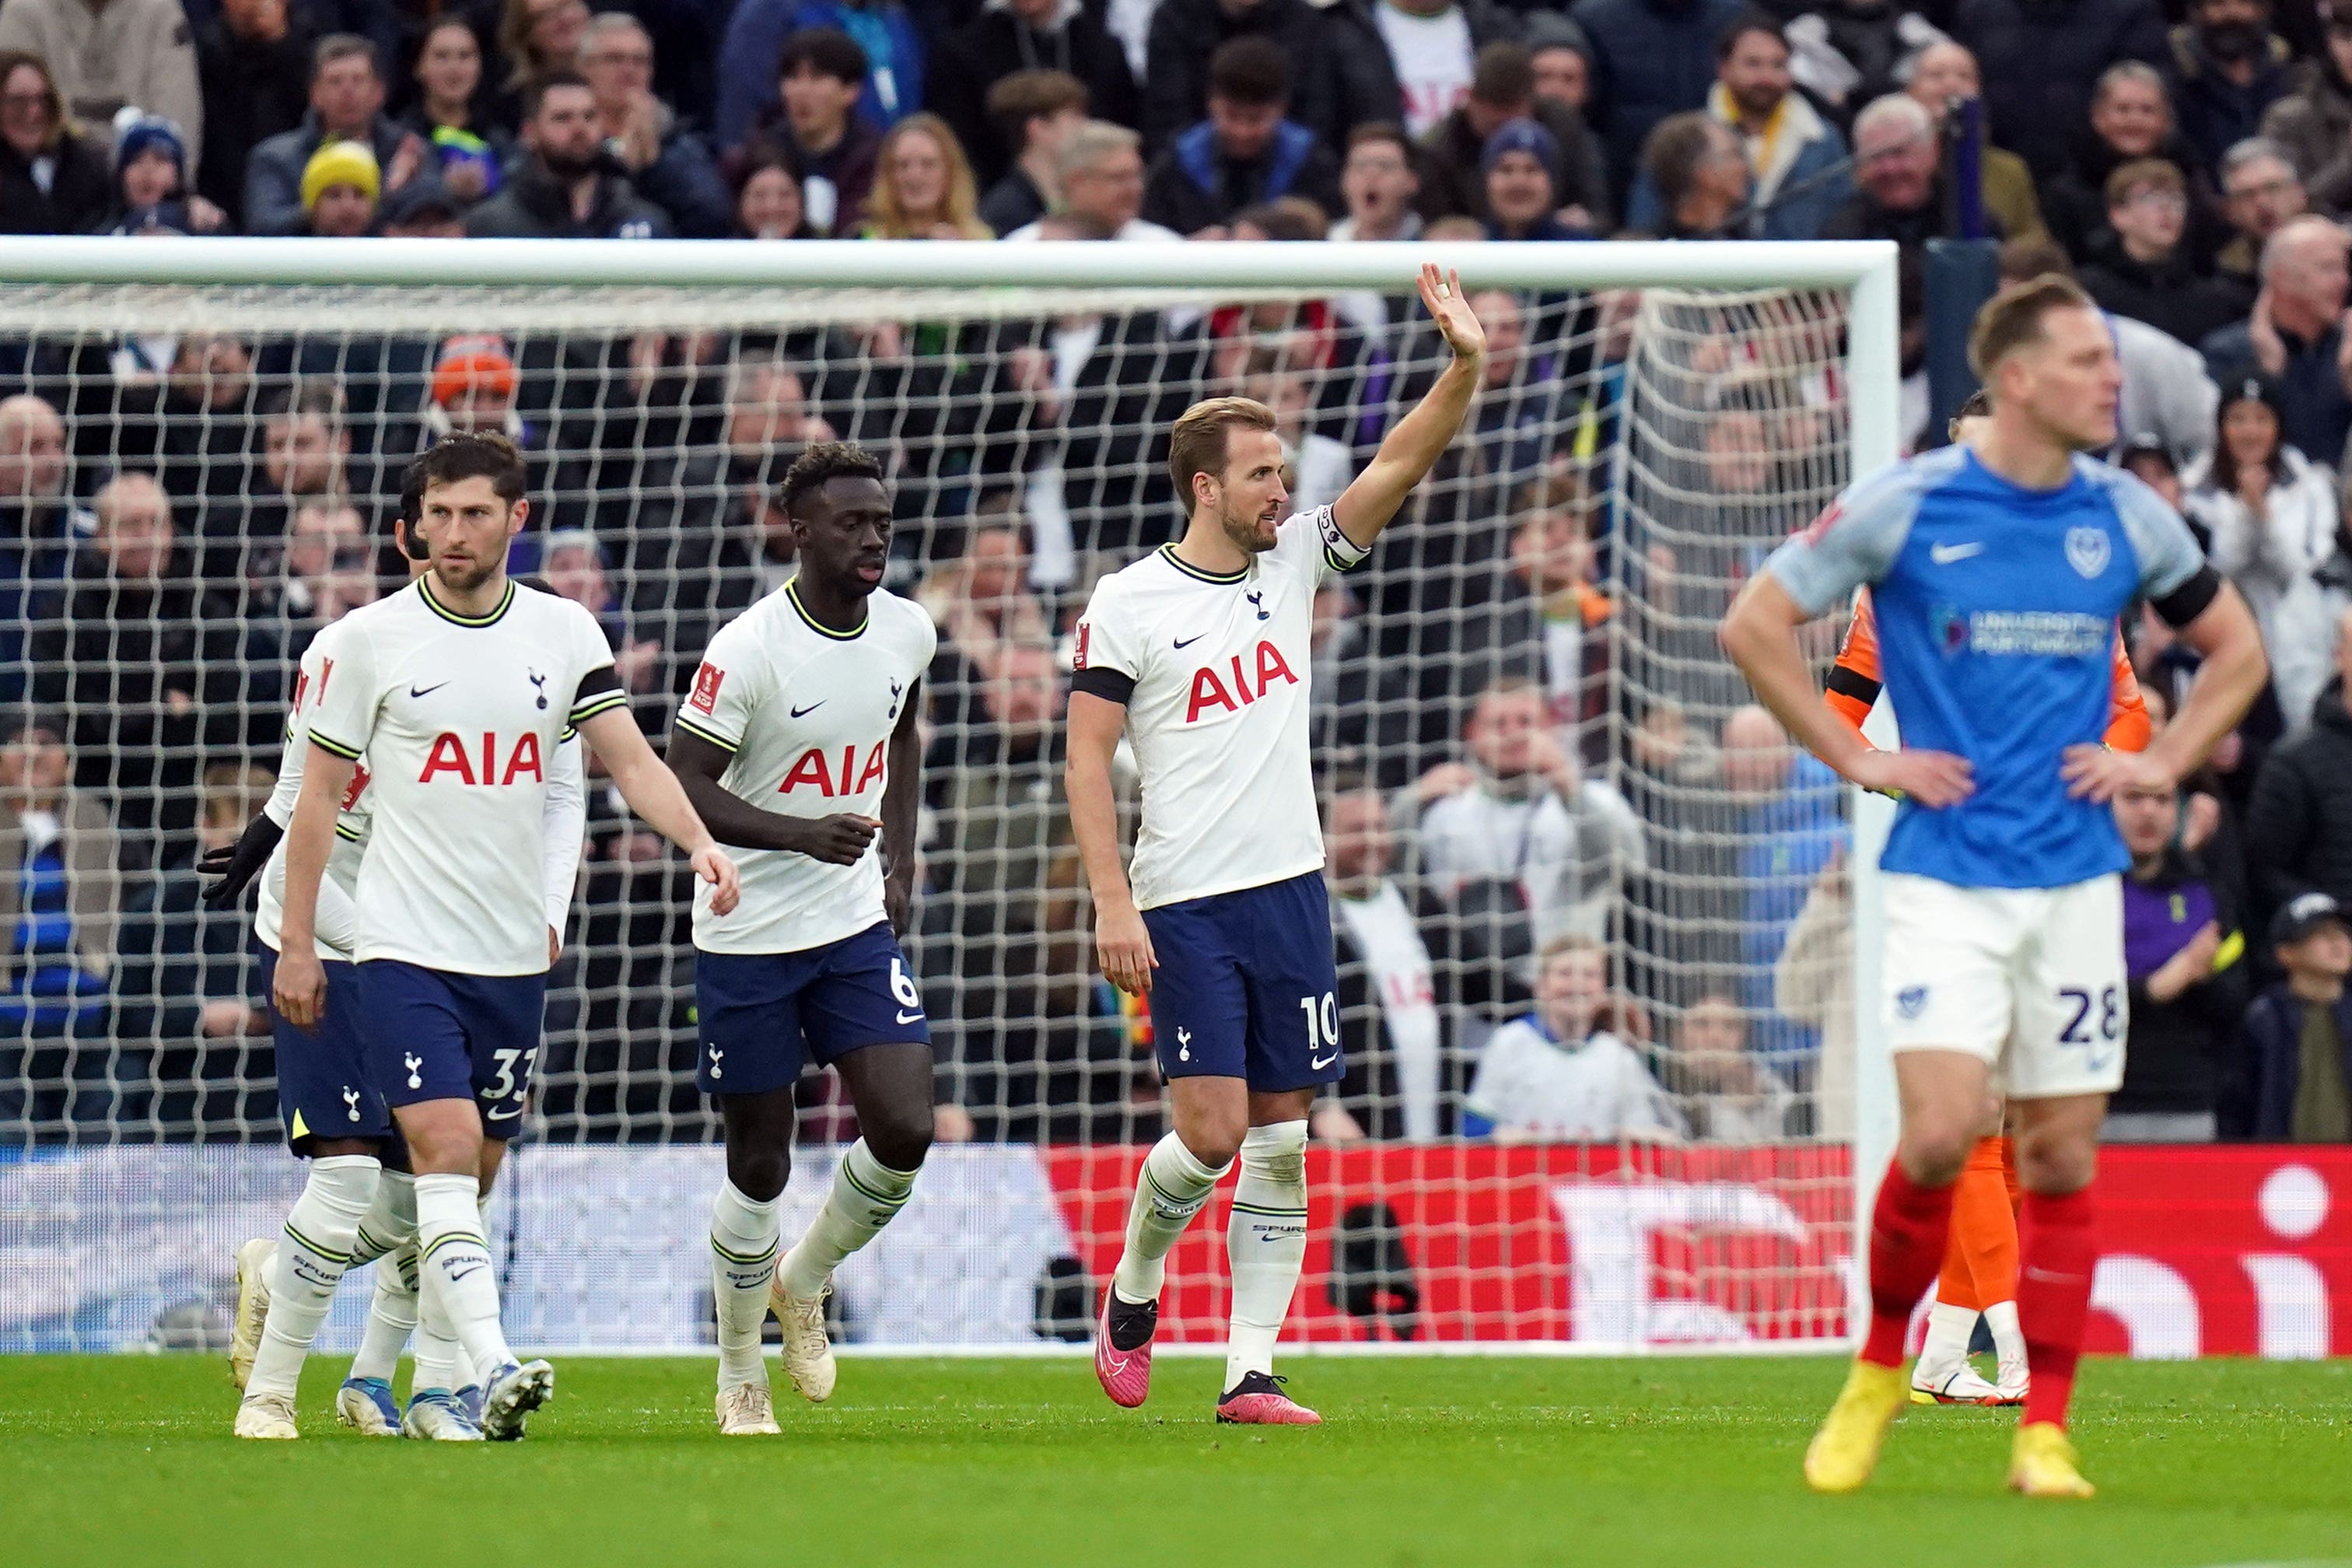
433, 554, 499, 595
541, 148, 600, 183
1220, 502, 1274, 555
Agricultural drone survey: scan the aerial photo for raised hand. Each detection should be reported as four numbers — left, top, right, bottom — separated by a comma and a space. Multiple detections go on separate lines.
1418, 264, 1486, 362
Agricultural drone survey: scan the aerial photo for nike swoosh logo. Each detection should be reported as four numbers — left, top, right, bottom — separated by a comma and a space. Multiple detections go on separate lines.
895, 1010, 925, 1024
1105, 1353, 1131, 1374
485, 1104, 523, 1122
1310, 1052, 1338, 1069
408, 681, 449, 698
789, 701, 825, 717
1173, 634, 1207, 649
446, 1265, 483, 1282
1930, 541, 1985, 564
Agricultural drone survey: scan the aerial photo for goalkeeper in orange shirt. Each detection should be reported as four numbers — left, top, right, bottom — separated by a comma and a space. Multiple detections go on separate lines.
1820, 390, 2152, 1408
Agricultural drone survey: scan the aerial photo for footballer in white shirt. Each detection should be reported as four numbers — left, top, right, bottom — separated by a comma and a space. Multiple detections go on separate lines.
221, 488, 590, 1444
1067, 264, 1486, 1423
663, 443, 940, 1437
272, 432, 740, 1443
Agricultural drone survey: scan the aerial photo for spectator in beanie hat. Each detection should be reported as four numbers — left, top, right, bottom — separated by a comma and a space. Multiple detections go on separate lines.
105, 109, 226, 233
1482, 117, 1582, 241
299, 138, 378, 236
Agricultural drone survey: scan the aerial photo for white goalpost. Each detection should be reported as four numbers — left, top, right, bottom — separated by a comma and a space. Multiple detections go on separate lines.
0, 236, 1899, 1354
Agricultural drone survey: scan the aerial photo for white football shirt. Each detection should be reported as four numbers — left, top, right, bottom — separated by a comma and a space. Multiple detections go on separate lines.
257, 621, 590, 961
303, 576, 621, 975
257, 623, 370, 960
675, 580, 936, 955
1073, 506, 1367, 910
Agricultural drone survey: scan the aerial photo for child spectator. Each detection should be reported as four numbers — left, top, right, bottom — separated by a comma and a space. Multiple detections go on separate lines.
1465, 934, 1682, 1141
102, 110, 227, 235
297, 138, 377, 236
2079, 159, 2252, 347
2222, 892, 2352, 1140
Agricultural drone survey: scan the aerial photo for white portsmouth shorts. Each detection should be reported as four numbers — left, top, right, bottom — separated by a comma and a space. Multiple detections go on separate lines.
1881, 871, 2126, 1099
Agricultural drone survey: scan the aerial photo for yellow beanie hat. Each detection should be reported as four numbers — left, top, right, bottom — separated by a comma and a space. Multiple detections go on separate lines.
300, 139, 381, 211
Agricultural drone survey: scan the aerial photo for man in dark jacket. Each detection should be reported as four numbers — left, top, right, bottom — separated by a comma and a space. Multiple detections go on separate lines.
2200, 214, 2352, 467
1141, 37, 1339, 236
1141, 0, 1321, 152
194, 0, 317, 215
2245, 622, 2352, 925
580, 12, 731, 236
466, 72, 671, 237
931, 0, 1136, 187
2079, 158, 2253, 346
2221, 892, 2352, 1139
1820, 92, 1979, 250
1304, 0, 1519, 152
0, 395, 86, 708
1569, 0, 1746, 202
243, 33, 424, 233
2112, 775, 2251, 1141
1948, 0, 2169, 180
2165, 0, 2293, 170
1418, 41, 1608, 229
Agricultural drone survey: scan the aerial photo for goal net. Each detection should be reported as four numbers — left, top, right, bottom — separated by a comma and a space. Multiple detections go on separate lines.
0, 238, 1896, 1354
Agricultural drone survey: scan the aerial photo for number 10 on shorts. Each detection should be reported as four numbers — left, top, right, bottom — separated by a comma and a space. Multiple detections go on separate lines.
1300, 992, 1340, 1072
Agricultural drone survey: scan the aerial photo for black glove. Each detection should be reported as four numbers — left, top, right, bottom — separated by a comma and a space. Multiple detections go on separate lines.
201, 812, 285, 907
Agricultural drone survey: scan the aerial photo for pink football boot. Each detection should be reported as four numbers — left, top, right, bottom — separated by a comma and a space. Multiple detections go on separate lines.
1094, 1286, 1157, 1409
1215, 1373, 1321, 1425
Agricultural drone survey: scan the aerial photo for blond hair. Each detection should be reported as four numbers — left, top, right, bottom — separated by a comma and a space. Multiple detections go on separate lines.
866, 114, 991, 240
1966, 273, 2098, 379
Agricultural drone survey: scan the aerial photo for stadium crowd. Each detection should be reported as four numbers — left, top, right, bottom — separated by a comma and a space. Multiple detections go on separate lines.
1, 0, 2351, 1152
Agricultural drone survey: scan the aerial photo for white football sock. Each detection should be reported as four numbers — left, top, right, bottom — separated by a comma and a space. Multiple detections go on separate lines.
245, 1155, 379, 1402
1986, 1299, 2028, 1384
709, 1180, 780, 1390
415, 1171, 514, 1375
347, 1170, 418, 1385
1223, 1121, 1308, 1390
1111, 1132, 1230, 1305
411, 1288, 469, 1396
1913, 1299, 1979, 1377
775, 1139, 919, 1300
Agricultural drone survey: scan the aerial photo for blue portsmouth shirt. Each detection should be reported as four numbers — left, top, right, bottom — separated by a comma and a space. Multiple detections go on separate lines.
1763, 446, 2207, 891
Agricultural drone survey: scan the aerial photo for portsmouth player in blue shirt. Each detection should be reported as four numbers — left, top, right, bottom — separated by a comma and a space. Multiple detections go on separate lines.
1722, 275, 2267, 1498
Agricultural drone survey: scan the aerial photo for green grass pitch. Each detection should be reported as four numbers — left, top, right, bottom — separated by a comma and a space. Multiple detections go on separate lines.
4, 1354, 2349, 1566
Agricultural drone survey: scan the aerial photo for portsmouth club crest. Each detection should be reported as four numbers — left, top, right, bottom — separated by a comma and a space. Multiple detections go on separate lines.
2065, 526, 2111, 579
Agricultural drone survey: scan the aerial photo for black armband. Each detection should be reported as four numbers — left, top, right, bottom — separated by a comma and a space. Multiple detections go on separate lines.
1825, 664, 1881, 706
1070, 667, 1136, 705
2151, 564, 2223, 629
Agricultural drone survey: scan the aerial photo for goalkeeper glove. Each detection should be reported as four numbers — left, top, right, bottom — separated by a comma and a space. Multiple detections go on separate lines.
201, 812, 285, 907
